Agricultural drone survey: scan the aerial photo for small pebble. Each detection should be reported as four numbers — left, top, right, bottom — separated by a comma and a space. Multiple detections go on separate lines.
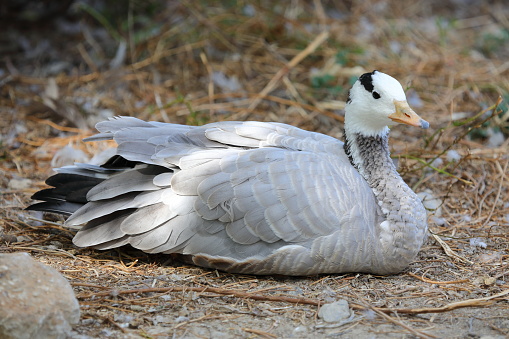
49, 240, 63, 249
362, 309, 377, 320
318, 299, 351, 323
175, 316, 189, 323
417, 190, 443, 216
129, 318, 144, 328
487, 129, 505, 148
80, 318, 97, 326
470, 238, 487, 249
212, 71, 243, 92
159, 295, 172, 301
243, 4, 256, 16
16, 236, 31, 243
98, 329, 114, 337
446, 149, 461, 162
430, 157, 443, 168
293, 326, 308, 334
152, 315, 172, 325
432, 216, 447, 226
114, 313, 133, 324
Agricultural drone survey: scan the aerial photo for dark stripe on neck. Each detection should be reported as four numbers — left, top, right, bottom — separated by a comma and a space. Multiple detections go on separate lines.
343, 130, 356, 169
344, 132, 391, 184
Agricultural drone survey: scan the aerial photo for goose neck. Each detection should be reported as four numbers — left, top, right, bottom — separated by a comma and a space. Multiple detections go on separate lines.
343, 127, 428, 273
343, 129, 396, 189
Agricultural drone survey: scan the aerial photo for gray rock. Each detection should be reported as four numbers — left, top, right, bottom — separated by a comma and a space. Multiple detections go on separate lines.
0, 252, 80, 339
318, 299, 352, 323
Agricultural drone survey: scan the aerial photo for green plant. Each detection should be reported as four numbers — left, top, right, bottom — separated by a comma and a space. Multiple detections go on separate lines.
159, 95, 209, 126
435, 17, 457, 47
478, 28, 509, 57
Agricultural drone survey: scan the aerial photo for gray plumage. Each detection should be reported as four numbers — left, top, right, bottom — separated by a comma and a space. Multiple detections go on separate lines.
28, 71, 430, 275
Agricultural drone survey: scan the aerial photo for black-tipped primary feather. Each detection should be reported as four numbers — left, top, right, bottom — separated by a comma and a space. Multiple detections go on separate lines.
31, 188, 66, 202
26, 201, 83, 216
101, 155, 138, 169
27, 156, 141, 217
45, 173, 103, 188
44, 174, 104, 203
27, 173, 105, 214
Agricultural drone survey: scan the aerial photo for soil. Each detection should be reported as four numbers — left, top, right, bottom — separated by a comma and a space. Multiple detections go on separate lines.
1, 1, 508, 338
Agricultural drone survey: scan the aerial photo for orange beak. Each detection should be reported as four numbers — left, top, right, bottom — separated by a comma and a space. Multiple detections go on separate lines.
389, 100, 429, 129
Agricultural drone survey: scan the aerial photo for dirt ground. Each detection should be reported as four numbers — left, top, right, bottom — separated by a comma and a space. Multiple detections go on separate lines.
1, 1, 508, 338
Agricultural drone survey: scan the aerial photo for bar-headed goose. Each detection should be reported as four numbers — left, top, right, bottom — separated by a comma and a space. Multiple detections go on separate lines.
28, 70, 429, 275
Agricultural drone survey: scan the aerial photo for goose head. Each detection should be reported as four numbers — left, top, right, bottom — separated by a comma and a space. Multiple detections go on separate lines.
345, 70, 429, 136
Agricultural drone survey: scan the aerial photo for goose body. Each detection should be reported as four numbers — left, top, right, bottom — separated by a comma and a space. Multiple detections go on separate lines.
28, 71, 429, 276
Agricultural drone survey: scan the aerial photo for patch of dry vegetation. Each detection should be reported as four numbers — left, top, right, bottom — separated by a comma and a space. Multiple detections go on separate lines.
1, 1, 508, 337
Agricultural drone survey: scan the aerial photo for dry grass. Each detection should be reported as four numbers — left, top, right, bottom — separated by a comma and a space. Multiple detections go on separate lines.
1, 0, 509, 338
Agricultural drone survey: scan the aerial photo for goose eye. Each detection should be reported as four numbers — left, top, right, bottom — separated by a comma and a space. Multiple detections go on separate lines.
372, 91, 381, 99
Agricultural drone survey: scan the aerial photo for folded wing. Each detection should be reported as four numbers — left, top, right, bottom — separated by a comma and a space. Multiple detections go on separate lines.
34, 117, 380, 274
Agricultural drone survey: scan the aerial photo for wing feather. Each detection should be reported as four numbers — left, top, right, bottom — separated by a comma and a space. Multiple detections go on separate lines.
65, 117, 381, 275
87, 166, 167, 201
66, 190, 163, 226
120, 202, 177, 234
128, 213, 199, 252
73, 210, 132, 246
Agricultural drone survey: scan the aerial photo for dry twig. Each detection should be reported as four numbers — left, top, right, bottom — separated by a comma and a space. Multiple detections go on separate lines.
383, 289, 509, 315
243, 328, 278, 338
75, 285, 323, 306
242, 31, 330, 116
353, 293, 436, 339
407, 272, 469, 285
431, 234, 474, 264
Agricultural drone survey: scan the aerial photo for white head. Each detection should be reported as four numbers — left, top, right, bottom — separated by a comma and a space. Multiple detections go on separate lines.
345, 70, 429, 136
